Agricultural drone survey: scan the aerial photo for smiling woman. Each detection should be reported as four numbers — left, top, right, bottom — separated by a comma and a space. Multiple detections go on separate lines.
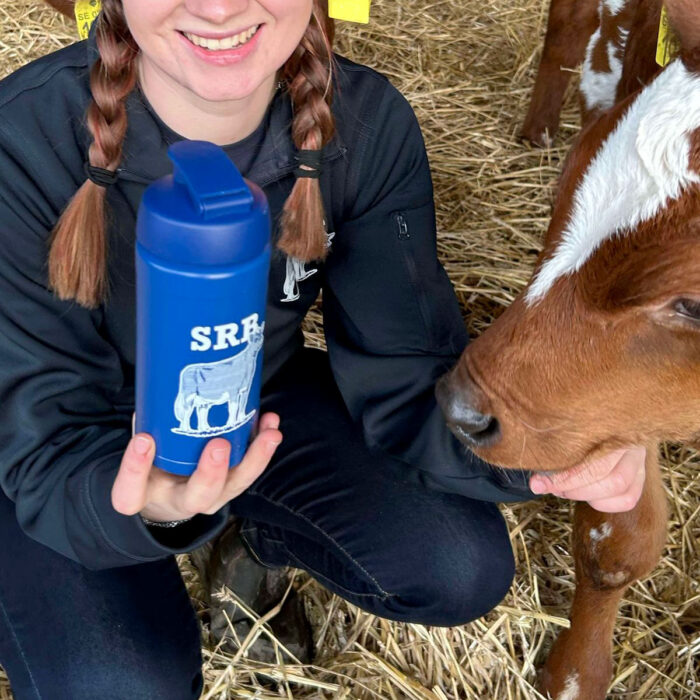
0, 0, 541, 697
2, 1, 699, 698
123, 0, 312, 106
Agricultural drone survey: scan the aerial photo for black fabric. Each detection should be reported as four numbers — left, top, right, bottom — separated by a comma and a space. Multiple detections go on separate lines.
0, 36, 533, 571
0, 349, 514, 700
232, 348, 517, 626
0, 488, 204, 700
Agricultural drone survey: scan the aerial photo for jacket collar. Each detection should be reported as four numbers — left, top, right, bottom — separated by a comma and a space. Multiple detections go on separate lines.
86, 22, 345, 189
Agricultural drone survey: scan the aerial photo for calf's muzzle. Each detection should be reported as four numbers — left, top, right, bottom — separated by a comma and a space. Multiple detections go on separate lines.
435, 371, 502, 449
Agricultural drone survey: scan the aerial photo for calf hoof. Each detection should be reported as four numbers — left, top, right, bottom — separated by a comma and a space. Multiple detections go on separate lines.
538, 629, 612, 700
520, 121, 557, 148
207, 524, 313, 664
209, 586, 313, 664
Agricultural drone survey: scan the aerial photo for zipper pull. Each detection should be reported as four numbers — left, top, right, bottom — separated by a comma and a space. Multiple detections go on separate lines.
396, 213, 410, 240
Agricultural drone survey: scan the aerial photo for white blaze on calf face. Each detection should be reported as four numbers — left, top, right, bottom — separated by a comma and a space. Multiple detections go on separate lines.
527, 60, 700, 305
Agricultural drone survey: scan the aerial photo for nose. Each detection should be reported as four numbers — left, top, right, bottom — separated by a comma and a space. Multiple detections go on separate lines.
185, 0, 249, 24
435, 372, 501, 448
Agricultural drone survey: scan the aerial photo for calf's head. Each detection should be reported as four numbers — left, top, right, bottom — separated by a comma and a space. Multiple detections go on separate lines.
438, 15, 700, 471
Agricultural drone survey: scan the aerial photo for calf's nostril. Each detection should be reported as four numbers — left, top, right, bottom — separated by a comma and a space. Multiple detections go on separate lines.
468, 415, 501, 447
435, 372, 502, 448
450, 414, 502, 448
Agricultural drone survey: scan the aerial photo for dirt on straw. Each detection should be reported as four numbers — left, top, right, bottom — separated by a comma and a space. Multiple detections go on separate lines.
0, 1, 698, 699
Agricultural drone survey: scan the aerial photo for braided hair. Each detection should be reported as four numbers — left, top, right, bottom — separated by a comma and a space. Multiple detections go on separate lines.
47, 0, 336, 309
278, 0, 336, 262
48, 0, 137, 308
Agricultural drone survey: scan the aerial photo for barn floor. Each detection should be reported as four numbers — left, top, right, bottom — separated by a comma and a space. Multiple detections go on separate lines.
0, 1, 698, 698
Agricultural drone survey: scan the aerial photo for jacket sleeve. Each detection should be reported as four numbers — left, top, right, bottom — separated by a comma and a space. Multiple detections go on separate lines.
0, 123, 230, 570
323, 84, 533, 502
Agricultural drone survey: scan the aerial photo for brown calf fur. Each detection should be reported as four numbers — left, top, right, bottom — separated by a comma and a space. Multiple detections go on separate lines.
439, 1, 699, 698
44, 0, 74, 17
521, 0, 599, 145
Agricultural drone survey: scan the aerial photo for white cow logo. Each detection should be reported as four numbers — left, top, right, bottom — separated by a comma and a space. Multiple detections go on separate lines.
281, 257, 317, 302
172, 323, 265, 437
280, 230, 335, 303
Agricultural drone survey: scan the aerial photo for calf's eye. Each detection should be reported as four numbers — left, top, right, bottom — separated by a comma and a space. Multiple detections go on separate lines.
674, 298, 700, 323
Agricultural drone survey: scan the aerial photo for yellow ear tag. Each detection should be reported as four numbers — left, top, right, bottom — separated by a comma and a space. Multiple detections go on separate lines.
328, 0, 371, 24
656, 5, 681, 67
75, 0, 102, 40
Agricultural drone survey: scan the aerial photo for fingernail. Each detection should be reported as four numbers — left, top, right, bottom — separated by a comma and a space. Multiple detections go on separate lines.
212, 448, 228, 464
133, 436, 151, 456
530, 477, 548, 494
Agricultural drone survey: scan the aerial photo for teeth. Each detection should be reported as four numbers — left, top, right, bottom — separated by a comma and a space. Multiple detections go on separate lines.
184, 26, 258, 51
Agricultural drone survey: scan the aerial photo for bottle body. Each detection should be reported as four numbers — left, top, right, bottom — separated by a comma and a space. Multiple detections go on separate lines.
133, 141, 271, 476
135, 244, 270, 475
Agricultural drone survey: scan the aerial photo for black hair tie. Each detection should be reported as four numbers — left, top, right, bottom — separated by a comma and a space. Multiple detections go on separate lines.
84, 162, 120, 188
294, 149, 322, 179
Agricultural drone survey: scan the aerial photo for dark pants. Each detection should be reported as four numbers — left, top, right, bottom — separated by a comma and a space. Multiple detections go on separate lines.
0, 349, 516, 699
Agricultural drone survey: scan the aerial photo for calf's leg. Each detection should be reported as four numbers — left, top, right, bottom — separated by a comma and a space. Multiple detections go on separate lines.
538, 448, 667, 699
521, 0, 599, 146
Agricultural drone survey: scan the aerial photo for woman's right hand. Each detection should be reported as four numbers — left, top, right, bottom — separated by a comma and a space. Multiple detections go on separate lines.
110, 413, 282, 523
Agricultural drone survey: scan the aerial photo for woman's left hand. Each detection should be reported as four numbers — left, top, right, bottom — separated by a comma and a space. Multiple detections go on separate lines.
528, 446, 647, 513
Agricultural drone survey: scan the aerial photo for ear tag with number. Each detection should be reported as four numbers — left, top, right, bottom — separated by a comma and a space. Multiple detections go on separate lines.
328, 0, 372, 24
75, 0, 102, 40
656, 5, 681, 67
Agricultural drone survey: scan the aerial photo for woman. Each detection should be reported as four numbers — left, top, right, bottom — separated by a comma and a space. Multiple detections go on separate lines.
0, 1, 646, 697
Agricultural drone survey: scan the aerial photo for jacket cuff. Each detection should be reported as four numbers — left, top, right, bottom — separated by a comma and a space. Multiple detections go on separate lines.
87, 455, 230, 566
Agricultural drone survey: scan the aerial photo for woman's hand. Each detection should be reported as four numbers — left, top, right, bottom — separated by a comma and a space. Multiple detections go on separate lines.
528, 446, 647, 513
111, 413, 282, 523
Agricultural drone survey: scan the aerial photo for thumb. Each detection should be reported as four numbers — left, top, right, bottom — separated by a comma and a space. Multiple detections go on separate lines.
530, 449, 628, 494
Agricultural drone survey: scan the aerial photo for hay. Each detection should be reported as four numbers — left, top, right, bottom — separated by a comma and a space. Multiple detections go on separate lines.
0, 1, 698, 699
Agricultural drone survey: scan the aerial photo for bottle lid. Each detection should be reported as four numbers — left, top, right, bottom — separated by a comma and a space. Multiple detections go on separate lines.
137, 141, 270, 266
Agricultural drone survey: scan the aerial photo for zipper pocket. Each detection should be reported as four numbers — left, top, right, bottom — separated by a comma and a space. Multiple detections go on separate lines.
394, 212, 435, 349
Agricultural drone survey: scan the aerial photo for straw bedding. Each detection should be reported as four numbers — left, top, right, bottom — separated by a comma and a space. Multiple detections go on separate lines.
0, 1, 697, 698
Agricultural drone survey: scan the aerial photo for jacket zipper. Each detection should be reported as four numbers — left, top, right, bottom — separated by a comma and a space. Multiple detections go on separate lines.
394, 212, 435, 350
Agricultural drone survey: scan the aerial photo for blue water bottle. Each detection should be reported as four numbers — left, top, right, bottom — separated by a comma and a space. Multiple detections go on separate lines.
134, 140, 271, 476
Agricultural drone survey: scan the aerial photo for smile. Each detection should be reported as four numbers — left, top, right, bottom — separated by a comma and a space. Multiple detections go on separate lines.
182, 25, 260, 51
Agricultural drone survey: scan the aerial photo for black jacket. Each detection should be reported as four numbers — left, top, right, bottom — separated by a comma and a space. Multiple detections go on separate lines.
0, 34, 532, 570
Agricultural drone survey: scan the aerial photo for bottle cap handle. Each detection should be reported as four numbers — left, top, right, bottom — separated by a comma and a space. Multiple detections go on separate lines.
168, 141, 254, 219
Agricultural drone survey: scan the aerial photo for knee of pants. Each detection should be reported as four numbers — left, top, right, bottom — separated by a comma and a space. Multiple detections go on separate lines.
380, 515, 516, 627
9, 643, 205, 700
55, 665, 204, 700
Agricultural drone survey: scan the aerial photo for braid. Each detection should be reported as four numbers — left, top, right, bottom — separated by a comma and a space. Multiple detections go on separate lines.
278, 0, 336, 262
48, 0, 138, 309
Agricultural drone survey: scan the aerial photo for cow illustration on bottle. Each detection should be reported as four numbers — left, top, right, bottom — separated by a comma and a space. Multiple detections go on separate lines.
172, 320, 265, 437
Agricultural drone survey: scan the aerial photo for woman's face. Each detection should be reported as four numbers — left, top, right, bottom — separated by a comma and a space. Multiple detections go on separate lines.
121, 0, 314, 103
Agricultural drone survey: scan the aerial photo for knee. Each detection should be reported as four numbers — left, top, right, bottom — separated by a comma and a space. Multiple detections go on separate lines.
59, 642, 203, 700
61, 665, 203, 700
125, 638, 204, 700
382, 506, 515, 627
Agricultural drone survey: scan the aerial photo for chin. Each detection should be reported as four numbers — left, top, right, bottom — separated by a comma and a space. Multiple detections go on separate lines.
185, 76, 264, 104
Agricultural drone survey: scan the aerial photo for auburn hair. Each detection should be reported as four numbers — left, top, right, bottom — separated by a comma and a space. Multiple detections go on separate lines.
48, 0, 336, 309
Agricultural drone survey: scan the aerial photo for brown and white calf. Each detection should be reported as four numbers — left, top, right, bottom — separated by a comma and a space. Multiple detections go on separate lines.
522, 0, 664, 146
439, 1, 699, 698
